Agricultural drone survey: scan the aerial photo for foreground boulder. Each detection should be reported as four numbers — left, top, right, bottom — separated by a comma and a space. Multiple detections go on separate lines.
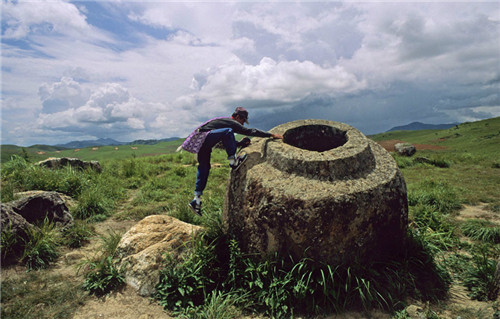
37, 157, 102, 172
394, 143, 416, 156
2, 191, 73, 228
0, 203, 33, 242
224, 119, 408, 264
116, 215, 203, 296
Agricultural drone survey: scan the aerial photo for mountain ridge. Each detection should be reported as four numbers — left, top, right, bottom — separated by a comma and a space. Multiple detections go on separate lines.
55, 137, 180, 149
387, 121, 459, 132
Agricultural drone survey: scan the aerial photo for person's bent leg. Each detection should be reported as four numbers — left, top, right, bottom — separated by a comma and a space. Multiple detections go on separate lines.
195, 146, 212, 196
220, 128, 237, 158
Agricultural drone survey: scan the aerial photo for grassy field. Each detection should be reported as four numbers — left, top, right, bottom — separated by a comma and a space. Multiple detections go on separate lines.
371, 116, 500, 211
1, 139, 184, 163
1, 117, 499, 318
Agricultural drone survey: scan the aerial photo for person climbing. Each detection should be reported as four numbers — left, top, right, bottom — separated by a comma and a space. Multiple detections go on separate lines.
178, 107, 283, 216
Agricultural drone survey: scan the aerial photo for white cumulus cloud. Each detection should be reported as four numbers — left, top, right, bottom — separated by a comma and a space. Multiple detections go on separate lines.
2, 0, 90, 39
192, 57, 365, 105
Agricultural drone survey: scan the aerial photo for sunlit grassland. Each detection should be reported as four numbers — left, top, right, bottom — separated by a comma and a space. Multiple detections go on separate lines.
1, 139, 184, 163
400, 154, 500, 211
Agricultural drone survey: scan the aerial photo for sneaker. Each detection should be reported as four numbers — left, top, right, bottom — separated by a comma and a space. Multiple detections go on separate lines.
188, 199, 202, 216
230, 153, 247, 170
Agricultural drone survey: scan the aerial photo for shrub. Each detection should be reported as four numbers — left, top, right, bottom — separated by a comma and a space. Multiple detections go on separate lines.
461, 219, 500, 244
21, 218, 61, 271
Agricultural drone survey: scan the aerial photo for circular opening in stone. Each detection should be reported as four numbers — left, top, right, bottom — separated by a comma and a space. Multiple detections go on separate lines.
283, 125, 347, 152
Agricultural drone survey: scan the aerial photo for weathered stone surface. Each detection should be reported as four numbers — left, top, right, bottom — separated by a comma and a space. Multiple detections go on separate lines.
405, 305, 424, 318
0, 203, 33, 241
224, 119, 408, 264
2, 191, 73, 228
37, 157, 102, 172
15, 190, 77, 210
394, 143, 416, 156
116, 215, 203, 296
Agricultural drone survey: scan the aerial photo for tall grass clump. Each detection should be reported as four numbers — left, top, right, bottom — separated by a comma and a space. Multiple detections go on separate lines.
1, 221, 21, 264
21, 218, 61, 271
411, 204, 456, 252
463, 248, 498, 301
176, 290, 249, 319
73, 188, 113, 219
79, 230, 125, 296
155, 228, 451, 317
408, 180, 461, 215
155, 234, 219, 311
461, 219, 500, 244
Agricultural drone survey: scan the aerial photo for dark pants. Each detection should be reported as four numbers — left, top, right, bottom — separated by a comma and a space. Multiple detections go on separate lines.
195, 128, 237, 196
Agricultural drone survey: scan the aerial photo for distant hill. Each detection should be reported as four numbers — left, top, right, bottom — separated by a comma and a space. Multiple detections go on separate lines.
387, 122, 459, 132
55, 138, 126, 149
54, 137, 182, 148
128, 137, 180, 145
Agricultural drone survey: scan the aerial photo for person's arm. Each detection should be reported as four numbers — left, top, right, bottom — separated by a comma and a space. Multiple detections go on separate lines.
228, 120, 272, 138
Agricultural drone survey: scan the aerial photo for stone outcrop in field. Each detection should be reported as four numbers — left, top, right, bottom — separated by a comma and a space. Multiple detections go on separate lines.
395, 142, 417, 156
115, 215, 203, 296
37, 157, 102, 172
224, 119, 408, 263
1, 191, 74, 228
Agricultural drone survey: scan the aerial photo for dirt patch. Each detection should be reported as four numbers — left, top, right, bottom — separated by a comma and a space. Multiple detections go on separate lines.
66, 218, 173, 318
376, 139, 447, 152
456, 203, 499, 223
72, 285, 171, 319
441, 285, 495, 319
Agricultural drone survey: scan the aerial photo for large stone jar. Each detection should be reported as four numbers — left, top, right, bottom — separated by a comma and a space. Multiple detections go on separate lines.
224, 119, 408, 263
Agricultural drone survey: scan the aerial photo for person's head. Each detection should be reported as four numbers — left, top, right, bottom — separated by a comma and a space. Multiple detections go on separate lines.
232, 106, 249, 125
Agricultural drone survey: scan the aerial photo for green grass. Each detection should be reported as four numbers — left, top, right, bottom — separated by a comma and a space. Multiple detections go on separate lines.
461, 219, 500, 244
78, 230, 125, 296
63, 220, 95, 248
21, 218, 61, 271
370, 117, 500, 160
0, 272, 88, 319
371, 117, 500, 211
1, 139, 184, 163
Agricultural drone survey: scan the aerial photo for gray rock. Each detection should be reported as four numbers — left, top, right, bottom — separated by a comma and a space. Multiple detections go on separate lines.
3, 191, 73, 228
0, 203, 33, 242
224, 120, 408, 264
394, 143, 416, 156
37, 157, 102, 172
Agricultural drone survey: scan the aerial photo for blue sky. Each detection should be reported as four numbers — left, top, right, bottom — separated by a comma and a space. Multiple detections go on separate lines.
1, 1, 499, 146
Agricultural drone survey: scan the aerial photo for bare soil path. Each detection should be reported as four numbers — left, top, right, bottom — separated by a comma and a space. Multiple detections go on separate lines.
376, 139, 446, 152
